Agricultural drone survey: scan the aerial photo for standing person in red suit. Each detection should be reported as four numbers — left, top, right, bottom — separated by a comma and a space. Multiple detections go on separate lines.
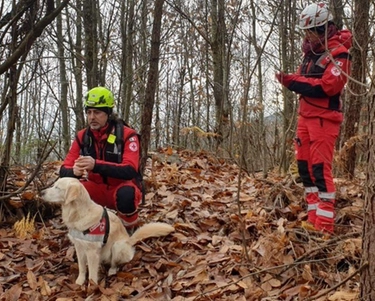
60, 86, 142, 229
276, 3, 352, 233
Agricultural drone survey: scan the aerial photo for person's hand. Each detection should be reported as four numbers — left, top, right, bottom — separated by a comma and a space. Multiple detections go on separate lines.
73, 163, 85, 177
75, 156, 96, 171
275, 72, 294, 88
275, 72, 286, 83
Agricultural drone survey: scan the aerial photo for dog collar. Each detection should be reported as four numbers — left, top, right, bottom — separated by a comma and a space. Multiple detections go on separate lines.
69, 208, 110, 244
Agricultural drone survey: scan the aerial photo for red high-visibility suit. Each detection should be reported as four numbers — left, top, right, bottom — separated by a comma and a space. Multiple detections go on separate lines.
276, 28, 352, 233
59, 120, 142, 226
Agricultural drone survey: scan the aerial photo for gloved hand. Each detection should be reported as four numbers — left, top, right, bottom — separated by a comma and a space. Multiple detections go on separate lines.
275, 72, 295, 88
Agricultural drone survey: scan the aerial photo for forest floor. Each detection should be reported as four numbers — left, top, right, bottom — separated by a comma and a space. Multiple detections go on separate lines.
0, 148, 363, 301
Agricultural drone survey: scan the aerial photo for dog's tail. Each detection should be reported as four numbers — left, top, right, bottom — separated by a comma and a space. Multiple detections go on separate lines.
128, 222, 174, 246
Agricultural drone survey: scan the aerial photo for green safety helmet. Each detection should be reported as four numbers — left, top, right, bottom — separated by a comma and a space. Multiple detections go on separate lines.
84, 86, 114, 114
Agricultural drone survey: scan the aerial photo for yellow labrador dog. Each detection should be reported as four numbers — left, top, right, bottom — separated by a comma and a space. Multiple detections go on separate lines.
42, 177, 174, 285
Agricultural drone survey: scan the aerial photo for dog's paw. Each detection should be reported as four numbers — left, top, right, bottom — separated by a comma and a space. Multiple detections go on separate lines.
108, 267, 118, 276
75, 275, 86, 285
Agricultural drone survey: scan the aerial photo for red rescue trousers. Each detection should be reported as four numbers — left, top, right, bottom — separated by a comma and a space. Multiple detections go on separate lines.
80, 180, 142, 225
295, 116, 340, 233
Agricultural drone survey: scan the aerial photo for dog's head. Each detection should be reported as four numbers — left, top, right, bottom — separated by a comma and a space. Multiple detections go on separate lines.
42, 177, 88, 206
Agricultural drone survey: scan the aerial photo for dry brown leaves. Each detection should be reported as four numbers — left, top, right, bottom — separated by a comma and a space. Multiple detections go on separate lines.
0, 149, 363, 301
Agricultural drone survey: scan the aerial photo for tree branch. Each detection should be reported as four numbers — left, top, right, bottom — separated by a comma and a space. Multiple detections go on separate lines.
0, 0, 70, 75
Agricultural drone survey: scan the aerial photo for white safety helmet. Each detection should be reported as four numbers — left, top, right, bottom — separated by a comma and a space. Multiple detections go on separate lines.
299, 3, 333, 30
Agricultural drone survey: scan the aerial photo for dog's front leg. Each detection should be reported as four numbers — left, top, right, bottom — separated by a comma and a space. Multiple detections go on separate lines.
86, 245, 101, 284
74, 242, 88, 285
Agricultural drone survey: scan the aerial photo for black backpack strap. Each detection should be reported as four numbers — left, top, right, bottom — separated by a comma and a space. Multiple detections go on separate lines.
114, 120, 125, 163
80, 128, 91, 156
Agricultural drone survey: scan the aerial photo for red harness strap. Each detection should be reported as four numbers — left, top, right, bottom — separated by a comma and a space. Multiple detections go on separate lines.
69, 208, 110, 244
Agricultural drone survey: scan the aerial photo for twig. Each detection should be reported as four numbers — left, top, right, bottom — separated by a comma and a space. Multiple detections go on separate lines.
192, 255, 344, 300
277, 230, 361, 276
131, 275, 164, 300
304, 261, 368, 301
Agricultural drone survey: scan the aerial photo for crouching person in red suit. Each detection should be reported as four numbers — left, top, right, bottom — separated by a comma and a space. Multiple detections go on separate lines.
59, 86, 142, 228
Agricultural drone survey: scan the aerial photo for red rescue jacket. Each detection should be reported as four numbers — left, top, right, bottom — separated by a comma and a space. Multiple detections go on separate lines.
60, 121, 140, 187
285, 30, 352, 122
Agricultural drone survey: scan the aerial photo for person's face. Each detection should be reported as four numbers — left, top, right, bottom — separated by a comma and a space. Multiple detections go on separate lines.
86, 109, 108, 130
304, 29, 322, 43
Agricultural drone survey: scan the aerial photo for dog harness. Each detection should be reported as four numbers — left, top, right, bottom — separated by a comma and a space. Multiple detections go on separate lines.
69, 208, 110, 245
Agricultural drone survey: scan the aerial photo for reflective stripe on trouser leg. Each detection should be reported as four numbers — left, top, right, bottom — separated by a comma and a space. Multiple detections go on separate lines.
305, 186, 319, 193
318, 192, 335, 200
305, 186, 319, 224
316, 208, 334, 218
117, 210, 139, 227
307, 203, 318, 211
315, 198, 335, 233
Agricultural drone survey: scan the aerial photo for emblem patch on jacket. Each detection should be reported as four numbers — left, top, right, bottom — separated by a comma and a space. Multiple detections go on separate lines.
129, 142, 138, 152
331, 66, 341, 76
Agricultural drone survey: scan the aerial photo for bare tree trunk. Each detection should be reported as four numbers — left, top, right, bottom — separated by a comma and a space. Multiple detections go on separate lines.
83, 0, 98, 88
204, 0, 212, 150
187, 55, 199, 150
0, 62, 19, 192
120, 0, 135, 123
279, 0, 298, 173
341, 0, 369, 179
0, 0, 67, 190
361, 90, 375, 300
96, 1, 107, 86
68, 0, 85, 131
330, 0, 345, 30
250, 0, 267, 177
140, 0, 164, 173
155, 89, 161, 149
132, 0, 148, 130
211, 0, 229, 149
57, 0, 70, 154
172, 67, 185, 147
0, 0, 69, 75
164, 72, 171, 146
14, 98, 22, 164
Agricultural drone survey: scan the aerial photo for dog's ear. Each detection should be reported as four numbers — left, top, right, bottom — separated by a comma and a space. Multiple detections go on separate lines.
64, 182, 81, 204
